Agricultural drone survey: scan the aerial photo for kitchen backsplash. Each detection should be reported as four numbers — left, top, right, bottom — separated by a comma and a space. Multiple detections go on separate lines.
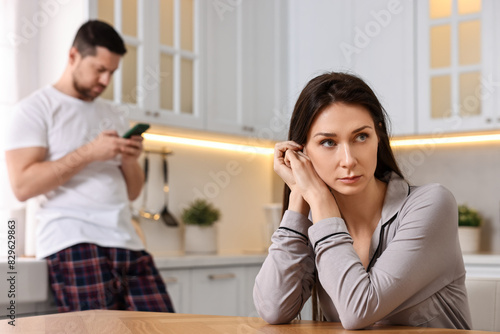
133, 139, 275, 255
393, 143, 500, 253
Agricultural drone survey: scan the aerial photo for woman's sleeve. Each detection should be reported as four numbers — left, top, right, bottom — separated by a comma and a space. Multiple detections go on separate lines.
309, 184, 460, 329
253, 210, 316, 324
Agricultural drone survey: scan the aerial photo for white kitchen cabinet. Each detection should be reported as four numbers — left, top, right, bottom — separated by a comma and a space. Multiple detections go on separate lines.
206, 0, 288, 141
349, 0, 415, 136
463, 254, 500, 331
156, 254, 265, 316
159, 268, 190, 313
287, 0, 415, 137
465, 277, 500, 331
416, 0, 499, 134
243, 265, 261, 317
88, 0, 206, 130
190, 266, 246, 316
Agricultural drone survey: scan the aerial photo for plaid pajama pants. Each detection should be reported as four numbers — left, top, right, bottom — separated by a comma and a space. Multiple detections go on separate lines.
46, 243, 175, 313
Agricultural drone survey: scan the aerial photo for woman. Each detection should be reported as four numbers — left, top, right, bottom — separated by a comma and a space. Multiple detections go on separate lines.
253, 72, 471, 330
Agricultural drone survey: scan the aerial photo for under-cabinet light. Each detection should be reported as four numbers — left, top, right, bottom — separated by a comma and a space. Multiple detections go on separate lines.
143, 132, 500, 154
390, 133, 500, 147
143, 133, 274, 155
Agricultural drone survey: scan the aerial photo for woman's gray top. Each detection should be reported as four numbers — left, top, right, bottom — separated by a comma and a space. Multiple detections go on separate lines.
253, 173, 471, 330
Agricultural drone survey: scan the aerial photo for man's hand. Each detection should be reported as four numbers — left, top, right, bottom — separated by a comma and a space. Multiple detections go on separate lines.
120, 135, 144, 166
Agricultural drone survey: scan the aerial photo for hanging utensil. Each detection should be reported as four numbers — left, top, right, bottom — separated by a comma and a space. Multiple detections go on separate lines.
159, 153, 179, 226
139, 152, 155, 219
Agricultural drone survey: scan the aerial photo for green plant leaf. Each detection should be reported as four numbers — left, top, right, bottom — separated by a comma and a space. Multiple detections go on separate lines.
181, 199, 221, 226
458, 204, 481, 227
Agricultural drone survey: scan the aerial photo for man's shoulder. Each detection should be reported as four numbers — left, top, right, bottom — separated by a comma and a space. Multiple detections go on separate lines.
16, 86, 56, 111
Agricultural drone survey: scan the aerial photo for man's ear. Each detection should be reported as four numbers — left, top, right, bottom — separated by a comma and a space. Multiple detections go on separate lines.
68, 47, 80, 65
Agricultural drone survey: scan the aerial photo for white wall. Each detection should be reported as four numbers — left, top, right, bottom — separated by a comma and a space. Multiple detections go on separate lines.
394, 144, 500, 253
133, 141, 274, 254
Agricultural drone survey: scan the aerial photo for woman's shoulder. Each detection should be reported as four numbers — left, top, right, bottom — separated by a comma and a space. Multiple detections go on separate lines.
403, 182, 457, 218
409, 182, 454, 200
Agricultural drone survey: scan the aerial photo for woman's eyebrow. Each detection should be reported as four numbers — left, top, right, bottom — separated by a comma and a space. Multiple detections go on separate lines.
352, 125, 373, 133
313, 125, 373, 138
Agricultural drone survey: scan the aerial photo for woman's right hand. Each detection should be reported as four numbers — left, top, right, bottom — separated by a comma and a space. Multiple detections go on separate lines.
273, 141, 303, 190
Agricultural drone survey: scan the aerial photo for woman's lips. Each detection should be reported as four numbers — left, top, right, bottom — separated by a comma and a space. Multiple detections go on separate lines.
339, 176, 362, 184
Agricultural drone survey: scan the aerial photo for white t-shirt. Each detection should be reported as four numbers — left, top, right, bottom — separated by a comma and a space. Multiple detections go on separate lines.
5, 86, 145, 259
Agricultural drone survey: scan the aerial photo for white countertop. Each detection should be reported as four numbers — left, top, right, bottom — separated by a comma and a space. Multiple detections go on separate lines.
463, 253, 500, 265
462, 253, 500, 278
150, 251, 268, 269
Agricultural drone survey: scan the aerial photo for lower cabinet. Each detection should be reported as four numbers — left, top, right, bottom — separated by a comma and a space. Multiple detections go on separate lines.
160, 264, 261, 317
465, 277, 500, 331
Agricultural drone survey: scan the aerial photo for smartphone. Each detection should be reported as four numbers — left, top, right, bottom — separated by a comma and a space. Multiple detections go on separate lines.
123, 123, 150, 138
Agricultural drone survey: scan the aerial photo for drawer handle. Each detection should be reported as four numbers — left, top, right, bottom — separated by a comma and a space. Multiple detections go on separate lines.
208, 273, 236, 280
163, 277, 178, 284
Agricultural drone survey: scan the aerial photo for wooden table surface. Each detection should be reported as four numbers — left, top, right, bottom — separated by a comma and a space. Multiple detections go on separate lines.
0, 310, 496, 334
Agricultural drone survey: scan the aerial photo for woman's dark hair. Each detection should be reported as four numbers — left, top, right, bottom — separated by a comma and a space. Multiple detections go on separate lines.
282, 71, 404, 214
72, 20, 127, 57
283, 72, 404, 321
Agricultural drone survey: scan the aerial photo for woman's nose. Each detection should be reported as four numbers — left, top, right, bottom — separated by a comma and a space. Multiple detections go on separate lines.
340, 144, 356, 169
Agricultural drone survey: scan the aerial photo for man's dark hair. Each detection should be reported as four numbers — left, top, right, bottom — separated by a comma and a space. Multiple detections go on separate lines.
72, 20, 127, 57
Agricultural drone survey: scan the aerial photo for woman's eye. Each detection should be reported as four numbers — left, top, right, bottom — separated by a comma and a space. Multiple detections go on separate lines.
356, 133, 369, 142
320, 139, 335, 147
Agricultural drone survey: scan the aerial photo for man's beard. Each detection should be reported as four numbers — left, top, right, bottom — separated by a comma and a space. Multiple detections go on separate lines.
72, 72, 105, 101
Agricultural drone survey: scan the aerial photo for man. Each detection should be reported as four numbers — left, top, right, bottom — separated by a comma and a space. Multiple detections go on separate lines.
4, 20, 174, 313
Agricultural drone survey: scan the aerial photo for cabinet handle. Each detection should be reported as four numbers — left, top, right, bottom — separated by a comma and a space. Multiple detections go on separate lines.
163, 277, 178, 284
145, 110, 160, 117
486, 118, 492, 123
242, 126, 255, 132
208, 273, 236, 280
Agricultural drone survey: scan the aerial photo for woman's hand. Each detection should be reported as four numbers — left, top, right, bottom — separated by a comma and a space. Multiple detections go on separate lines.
284, 148, 341, 223
273, 141, 303, 191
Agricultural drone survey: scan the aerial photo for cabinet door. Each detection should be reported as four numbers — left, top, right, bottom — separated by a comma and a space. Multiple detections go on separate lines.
350, 0, 415, 136
159, 269, 191, 314
205, 0, 240, 135
190, 266, 245, 316
89, 0, 205, 129
241, 0, 288, 141
465, 277, 500, 331
206, 0, 287, 140
243, 265, 261, 317
416, 0, 496, 134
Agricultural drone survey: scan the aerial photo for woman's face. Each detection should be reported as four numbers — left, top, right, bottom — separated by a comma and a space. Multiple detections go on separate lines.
304, 102, 379, 196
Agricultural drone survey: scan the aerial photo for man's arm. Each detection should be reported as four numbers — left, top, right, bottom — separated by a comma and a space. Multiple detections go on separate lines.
119, 135, 144, 201
5, 146, 92, 202
5, 130, 133, 202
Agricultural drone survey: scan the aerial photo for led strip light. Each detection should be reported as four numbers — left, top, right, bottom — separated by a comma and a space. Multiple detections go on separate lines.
143, 132, 500, 154
143, 133, 274, 155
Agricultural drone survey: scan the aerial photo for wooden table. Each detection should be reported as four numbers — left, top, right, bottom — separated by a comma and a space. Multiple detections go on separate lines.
0, 310, 496, 333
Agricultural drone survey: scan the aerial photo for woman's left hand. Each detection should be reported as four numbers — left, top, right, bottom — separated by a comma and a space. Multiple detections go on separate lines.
285, 150, 341, 222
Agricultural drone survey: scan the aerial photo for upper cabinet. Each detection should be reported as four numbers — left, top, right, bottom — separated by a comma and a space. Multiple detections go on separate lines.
349, 0, 415, 136
205, 0, 288, 141
416, 0, 498, 134
88, 0, 205, 130
87, 0, 500, 139
287, 0, 415, 137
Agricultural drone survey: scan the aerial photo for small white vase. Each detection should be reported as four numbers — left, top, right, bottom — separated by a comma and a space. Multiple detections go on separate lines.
458, 226, 481, 253
184, 224, 217, 254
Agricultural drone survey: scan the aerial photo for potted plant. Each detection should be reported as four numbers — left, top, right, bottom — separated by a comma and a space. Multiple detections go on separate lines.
458, 204, 482, 253
182, 199, 221, 254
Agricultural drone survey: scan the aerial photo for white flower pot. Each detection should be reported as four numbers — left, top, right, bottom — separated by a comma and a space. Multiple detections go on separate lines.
184, 224, 217, 254
458, 226, 481, 253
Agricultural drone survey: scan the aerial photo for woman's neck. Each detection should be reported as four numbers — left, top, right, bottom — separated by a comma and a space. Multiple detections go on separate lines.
334, 177, 387, 236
